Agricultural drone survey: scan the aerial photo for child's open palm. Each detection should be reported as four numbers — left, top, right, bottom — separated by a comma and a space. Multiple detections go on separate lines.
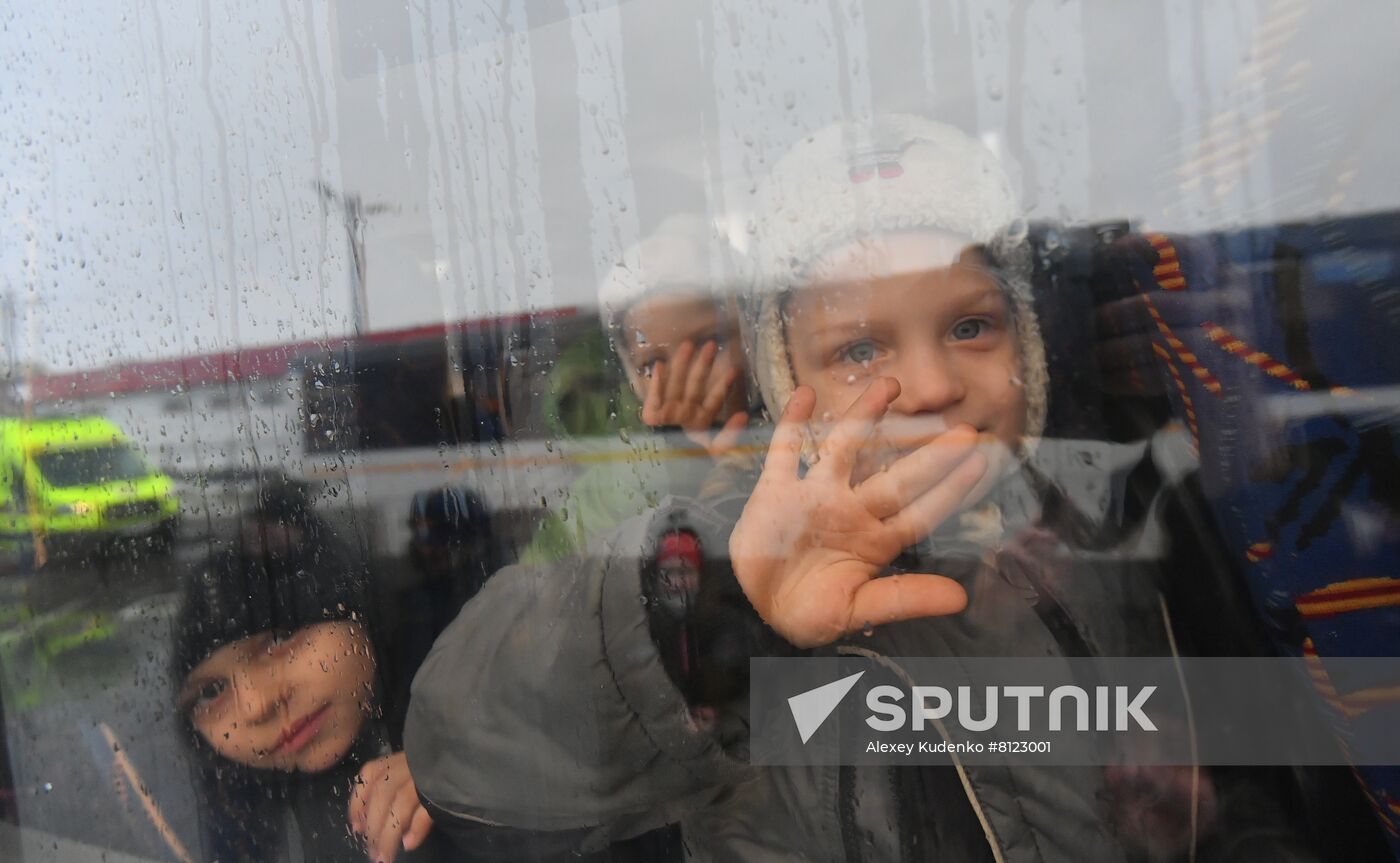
729, 379, 985, 648
642, 339, 749, 457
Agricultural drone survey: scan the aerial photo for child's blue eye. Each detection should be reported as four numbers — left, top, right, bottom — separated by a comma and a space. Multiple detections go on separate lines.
950, 319, 987, 341
840, 340, 878, 365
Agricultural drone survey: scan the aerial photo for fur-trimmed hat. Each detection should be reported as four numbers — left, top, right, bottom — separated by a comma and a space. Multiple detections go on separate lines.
741, 115, 1047, 445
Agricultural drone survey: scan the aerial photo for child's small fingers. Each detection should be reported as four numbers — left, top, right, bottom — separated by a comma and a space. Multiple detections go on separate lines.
364, 778, 398, 858
882, 451, 987, 548
848, 573, 968, 633
709, 411, 749, 456
762, 387, 814, 477
348, 785, 368, 834
373, 835, 401, 863
699, 366, 740, 418
373, 783, 422, 863
666, 341, 696, 403
373, 832, 402, 863
854, 425, 979, 519
815, 378, 898, 478
403, 805, 434, 851
681, 341, 716, 408
358, 757, 388, 785
642, 360, 667, 422
348, 768, 379, 833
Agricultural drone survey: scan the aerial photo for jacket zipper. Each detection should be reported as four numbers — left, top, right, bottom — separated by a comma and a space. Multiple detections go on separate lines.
837, 763, 865, 863
836, 645, 1008, 863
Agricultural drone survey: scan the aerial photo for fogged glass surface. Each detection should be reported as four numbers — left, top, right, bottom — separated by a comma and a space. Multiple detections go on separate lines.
2, 2, 1398, 861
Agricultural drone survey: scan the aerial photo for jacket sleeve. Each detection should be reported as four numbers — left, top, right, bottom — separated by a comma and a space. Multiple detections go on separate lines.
403, 497, 755, 844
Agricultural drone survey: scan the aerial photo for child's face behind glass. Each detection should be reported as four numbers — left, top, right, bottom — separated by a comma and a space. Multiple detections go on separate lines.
620, 293, 747, 413
784, 232, 1027, 486
180, 621, 374, 774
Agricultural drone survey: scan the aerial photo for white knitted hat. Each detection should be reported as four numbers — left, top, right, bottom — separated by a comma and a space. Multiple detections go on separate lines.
741, 115, 1047, 444
596, 212, 743, 338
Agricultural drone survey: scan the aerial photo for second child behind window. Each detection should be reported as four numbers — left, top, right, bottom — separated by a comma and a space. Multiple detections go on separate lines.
599, 212, 752, 459
173, 481, 442, 863
519, 214, 754, 565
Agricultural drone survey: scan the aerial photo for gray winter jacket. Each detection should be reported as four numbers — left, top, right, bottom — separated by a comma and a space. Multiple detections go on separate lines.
403, 444, 1208, 862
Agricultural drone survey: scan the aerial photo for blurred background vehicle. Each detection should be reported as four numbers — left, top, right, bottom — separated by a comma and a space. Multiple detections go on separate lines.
0, 417, 178, 564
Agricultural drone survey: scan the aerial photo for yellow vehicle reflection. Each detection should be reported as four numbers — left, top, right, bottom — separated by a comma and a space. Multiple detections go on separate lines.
0, 416, 179, 559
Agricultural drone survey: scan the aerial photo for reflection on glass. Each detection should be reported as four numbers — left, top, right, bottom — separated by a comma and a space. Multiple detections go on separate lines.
3, 1, 1398, 861
32, 445, 151, 489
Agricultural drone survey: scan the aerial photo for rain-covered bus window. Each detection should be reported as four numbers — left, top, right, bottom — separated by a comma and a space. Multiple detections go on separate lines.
3, 2, 1399, 862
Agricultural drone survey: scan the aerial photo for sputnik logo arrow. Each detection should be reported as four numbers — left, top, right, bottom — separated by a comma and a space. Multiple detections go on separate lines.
788, 671, 864, 744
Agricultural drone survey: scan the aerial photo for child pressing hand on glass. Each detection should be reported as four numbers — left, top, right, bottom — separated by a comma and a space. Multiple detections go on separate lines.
600, 212, 753, 460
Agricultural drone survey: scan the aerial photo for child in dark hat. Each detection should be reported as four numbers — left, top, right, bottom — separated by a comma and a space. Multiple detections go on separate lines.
173, 479, 437, 863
